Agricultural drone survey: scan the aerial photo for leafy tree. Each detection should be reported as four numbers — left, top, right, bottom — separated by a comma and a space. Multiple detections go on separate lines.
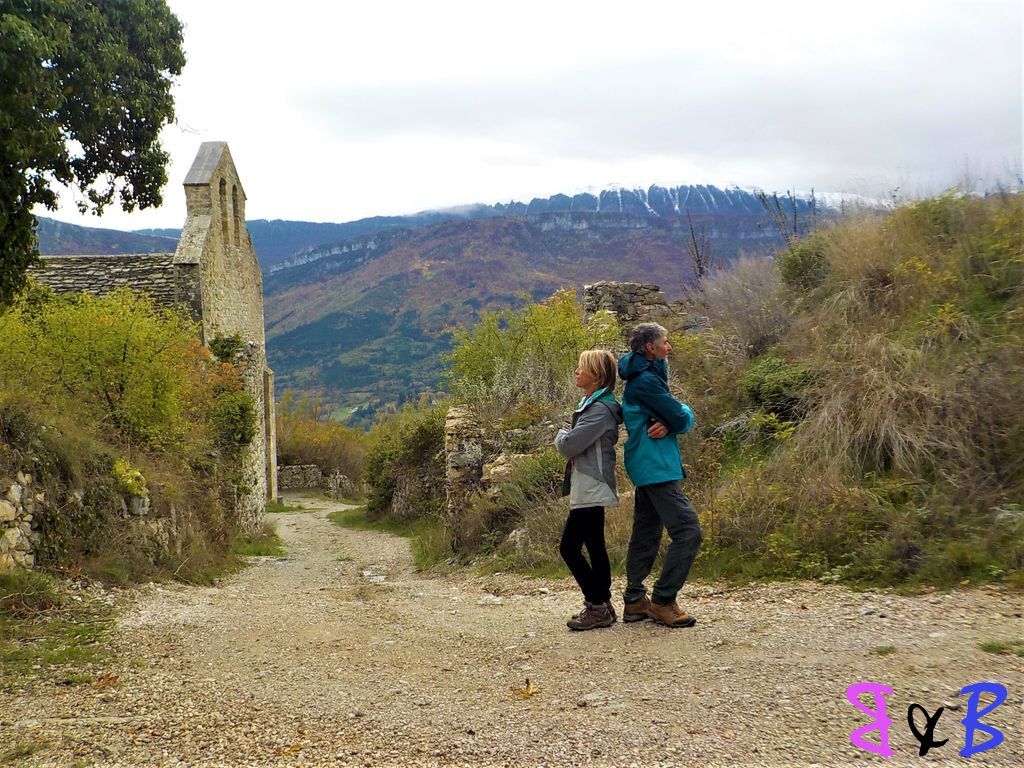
0, 1, 186, 305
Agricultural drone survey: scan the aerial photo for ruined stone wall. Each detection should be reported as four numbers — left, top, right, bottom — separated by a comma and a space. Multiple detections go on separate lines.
323, 472, 359, 500
582, 281, 679, 326
444, 407, 484, 541
31, 253, 179, 306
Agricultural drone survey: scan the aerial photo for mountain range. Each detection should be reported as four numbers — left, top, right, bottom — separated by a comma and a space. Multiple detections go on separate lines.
36, 183, 853, 425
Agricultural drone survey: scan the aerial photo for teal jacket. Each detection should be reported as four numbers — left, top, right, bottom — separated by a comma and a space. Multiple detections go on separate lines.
617, 352, 694, 487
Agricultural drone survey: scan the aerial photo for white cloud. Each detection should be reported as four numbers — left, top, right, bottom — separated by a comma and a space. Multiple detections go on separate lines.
40, 0, 1022, 231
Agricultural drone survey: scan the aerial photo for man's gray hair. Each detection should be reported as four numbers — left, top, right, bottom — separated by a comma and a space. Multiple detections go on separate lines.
629, 322, 668, 354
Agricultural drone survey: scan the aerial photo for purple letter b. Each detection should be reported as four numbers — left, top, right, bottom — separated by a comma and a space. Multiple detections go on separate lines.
847, 682, 894, 758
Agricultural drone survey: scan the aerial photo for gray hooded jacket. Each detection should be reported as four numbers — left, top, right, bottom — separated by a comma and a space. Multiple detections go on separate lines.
554, 390, 623, 509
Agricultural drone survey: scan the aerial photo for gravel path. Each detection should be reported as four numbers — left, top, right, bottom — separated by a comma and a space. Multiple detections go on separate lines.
2, 493, 1022, 767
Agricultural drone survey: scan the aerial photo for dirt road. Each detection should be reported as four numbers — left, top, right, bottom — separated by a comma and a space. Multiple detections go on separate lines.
2, 493, 1022, 766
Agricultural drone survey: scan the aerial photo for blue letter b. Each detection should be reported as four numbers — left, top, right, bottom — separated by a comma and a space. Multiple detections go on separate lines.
960, 682, 1007, 758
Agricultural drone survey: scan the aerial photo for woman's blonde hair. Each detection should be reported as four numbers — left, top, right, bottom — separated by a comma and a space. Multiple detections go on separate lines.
578, 349, 617, 391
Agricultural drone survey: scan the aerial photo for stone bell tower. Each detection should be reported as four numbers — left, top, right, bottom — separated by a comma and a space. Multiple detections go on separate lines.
174, 142, 278, 527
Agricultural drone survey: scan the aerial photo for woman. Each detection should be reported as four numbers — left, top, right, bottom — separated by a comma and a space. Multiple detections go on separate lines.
554, 349, 623, 631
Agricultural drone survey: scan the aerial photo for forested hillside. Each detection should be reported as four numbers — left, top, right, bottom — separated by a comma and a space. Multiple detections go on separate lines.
263, 208, 809, 423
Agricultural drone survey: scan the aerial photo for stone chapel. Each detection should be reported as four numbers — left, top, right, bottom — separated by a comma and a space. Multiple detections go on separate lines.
31, 142, 278, 529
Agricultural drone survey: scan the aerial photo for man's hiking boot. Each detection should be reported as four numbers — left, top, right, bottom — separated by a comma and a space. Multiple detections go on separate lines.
605, 601, 617, 623
567, 601, 614, 631
648, 599, 697, 628
623, 596, 651, 623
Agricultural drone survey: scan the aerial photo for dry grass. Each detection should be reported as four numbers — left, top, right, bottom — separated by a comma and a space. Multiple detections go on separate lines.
695, 255, 790, 357
678, 193, 1024, 586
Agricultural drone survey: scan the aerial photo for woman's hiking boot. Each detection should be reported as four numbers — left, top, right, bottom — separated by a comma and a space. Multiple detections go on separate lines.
623, 595, 651, 622
567, 601, 614, 631
605, 600, 617, 623
647, 599, 697, 628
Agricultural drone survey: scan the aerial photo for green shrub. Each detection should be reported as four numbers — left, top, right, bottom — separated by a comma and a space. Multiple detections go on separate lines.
208, 333, 245, 362
364, 406, 444, 520
740, 354, 812, 419
210, 389, 257, 450
685, 194, 1023, 588
0, 284, 262, 584
112, 458, 147, 496
778, 231, 830, 292
446, 289, 620, 423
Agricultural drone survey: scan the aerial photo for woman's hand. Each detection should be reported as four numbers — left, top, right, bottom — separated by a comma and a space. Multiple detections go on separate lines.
647, 421, 668, 439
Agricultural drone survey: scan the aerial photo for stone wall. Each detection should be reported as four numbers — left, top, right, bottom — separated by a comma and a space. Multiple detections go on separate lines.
277, 465, 359, 501
278, 464, 322, 489
324, 472, 359, 501
0, 472, 39, 571
233, 343, 270, 530
444, 407, 484, 540
582, 281, 678, 326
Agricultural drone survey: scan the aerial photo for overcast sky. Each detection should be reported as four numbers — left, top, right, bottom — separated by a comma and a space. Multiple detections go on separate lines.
42, 0, 1023, 231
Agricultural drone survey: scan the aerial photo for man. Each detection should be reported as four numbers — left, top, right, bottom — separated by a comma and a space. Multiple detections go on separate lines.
617, 323, 702, 627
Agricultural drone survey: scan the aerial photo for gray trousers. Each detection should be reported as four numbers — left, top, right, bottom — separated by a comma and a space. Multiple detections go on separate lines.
624, 480, 703, 605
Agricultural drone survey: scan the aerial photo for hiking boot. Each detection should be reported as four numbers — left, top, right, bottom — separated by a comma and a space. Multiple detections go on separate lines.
571, 601, 616, 623
567, 601, 614, 631
605, 601, 617, 623
623, 596, 651, 623
648, 599, 697, 628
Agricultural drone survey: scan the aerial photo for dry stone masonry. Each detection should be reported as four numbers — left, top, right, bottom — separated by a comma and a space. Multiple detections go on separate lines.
278, 464, 360, 501
582, 281, 679, 325
0, 472, 40, 570
278, 465, 324, 490
444, 407, 484, 532
30, 142, 277, 534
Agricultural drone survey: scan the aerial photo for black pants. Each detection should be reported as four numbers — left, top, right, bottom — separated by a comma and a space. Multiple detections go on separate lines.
559, 506, 612, 604
624, 480, 702, 606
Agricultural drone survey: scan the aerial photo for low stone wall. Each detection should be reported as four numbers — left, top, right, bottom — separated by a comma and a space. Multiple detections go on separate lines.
278, 465, 360, 500
0, 472, 40, 570
277, 464, 322, 489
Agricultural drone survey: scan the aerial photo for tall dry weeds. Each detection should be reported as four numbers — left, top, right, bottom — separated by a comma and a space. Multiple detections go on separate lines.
695, 255, 790, 356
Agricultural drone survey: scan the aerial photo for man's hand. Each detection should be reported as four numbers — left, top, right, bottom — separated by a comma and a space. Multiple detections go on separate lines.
647, 421, 669, 439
